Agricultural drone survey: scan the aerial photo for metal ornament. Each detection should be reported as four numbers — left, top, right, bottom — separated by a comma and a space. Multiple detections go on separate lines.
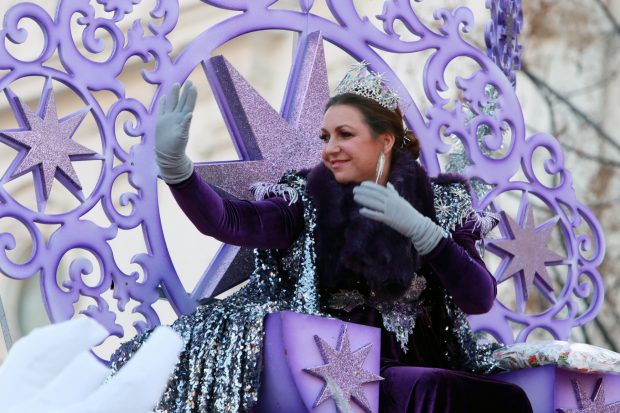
334, 61, 400, 111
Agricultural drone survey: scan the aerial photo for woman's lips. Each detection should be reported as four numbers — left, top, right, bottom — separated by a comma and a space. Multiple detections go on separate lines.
330, 160, 349, 169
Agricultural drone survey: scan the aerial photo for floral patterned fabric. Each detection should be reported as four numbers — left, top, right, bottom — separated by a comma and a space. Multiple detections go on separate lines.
493, 341, 620, 374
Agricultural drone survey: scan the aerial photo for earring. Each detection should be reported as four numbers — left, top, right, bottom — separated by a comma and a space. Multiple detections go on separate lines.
375, 152, 385, 184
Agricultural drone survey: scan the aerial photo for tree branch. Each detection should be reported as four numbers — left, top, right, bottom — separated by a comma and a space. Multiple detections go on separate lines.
592, 314, 619, 352
564, 70, 619, 98
560, 141, 620, 168
594, 0, 620, 36
520, 63, 620, 153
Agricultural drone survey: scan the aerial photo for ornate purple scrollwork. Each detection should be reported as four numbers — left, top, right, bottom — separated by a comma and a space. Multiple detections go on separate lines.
0, 0, 190, 341
0, 0, 605, 349
485, 0, 523, 87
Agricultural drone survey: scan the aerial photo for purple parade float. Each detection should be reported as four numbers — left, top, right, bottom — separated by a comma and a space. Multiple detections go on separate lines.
0, 0, 614, 411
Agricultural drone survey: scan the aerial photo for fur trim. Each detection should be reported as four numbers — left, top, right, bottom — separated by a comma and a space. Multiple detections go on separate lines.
307, 152, 435, 300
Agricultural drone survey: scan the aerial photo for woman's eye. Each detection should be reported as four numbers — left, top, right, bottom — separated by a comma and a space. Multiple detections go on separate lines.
319, 134, 329, 142
341, 131, 352, 138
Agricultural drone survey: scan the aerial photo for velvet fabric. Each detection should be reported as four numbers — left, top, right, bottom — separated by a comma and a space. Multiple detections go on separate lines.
169, 158, 533, 412
380, 366, 531, 413
306, 151, 433, 300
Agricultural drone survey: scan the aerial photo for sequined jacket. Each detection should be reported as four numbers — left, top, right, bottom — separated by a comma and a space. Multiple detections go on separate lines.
111, 156, 498, 413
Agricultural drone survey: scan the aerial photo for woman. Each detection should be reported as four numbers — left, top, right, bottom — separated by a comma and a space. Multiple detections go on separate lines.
112, 65, 532, 412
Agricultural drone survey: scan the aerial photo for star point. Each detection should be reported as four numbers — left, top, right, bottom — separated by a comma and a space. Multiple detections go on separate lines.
192, 31, 329, 299
303, 325, 383, 413
489, 202, 564, 304
557, 378, 620, 413
0, 82, 97, 203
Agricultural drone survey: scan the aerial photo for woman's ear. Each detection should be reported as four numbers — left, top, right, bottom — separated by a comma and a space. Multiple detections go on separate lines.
381, 133, 396, 153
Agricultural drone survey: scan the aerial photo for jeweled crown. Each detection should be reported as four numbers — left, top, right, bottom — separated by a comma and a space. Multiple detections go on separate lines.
334, 61, 400, 111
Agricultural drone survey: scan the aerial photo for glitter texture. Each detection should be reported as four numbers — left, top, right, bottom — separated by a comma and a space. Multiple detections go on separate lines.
322, 181, 496, 356
485, 0, 523, 88
197, 32, 328, 201
1, 81, 95, 201
489, 203, 564, 302
111, 171, 505, 411
110, 172, 321, 412
557, 378, 620, 413
334, 61, 400, 111
303, 324, 383, 413
194, 32, 329, 297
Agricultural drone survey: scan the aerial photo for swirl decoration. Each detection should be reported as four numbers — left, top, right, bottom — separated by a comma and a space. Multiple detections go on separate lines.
0, 0, 605, 348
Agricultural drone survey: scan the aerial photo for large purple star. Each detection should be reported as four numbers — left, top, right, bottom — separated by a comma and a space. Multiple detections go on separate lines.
197, 31, 328, 199
191, 32, 329, 299
557, 378, 620, 413
303, 325, 383, 413
489, 201, 564, 306
0, 80, 96, 207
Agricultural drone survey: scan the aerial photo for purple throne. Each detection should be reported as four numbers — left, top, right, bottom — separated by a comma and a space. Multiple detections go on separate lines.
0, 1, 613, 412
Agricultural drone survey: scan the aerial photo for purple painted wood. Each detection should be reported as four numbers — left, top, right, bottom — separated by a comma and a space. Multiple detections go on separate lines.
495, 367, 620, 412
0, 0, 605, 351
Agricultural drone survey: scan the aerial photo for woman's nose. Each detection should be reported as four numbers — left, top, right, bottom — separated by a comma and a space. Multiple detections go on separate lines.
324, 137, 340, 154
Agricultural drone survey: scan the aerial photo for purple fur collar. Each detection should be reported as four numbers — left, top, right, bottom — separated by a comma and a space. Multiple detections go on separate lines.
306, 152, 436, 300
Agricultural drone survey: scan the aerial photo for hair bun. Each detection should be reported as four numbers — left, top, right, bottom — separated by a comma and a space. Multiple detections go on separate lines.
402, 129, 420, 160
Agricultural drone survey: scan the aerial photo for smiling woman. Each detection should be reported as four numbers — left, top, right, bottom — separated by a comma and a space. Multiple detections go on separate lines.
321, 100, 395, 185
109, 62, 533, 413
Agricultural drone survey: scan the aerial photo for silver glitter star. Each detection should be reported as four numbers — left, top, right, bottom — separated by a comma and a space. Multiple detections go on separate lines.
1, 82, 95, 202
196, 31, 328, 200
489, 203, 564, 303
557, 378, 620, 413
303, 325, 383, 413
193, 32, 329, 298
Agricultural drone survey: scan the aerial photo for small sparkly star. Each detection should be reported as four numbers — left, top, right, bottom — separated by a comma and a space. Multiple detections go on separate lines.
489, 202, 563, 303
435, 198, 450, 216
0, 81, 96, 203
303, 325, 383, 413
557, 378, 620, 413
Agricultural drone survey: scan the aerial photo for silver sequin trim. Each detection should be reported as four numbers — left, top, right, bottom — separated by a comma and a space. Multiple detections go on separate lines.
110, 173, 320, 413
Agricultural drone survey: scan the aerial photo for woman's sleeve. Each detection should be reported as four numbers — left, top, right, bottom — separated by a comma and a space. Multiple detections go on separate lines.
168, 171, 305, 250
424, 219, 497, 314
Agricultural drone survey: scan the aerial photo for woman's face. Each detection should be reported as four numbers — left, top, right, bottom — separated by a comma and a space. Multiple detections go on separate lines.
320, 104, 392, 184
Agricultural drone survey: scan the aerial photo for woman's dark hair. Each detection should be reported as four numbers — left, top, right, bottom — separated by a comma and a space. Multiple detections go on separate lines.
325, 93, 420, 160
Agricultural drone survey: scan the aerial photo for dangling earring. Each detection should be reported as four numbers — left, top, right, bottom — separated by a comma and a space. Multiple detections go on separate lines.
375, 151, 385, 184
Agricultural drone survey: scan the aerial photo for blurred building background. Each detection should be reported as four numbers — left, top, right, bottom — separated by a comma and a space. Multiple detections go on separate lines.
0, 0, 618, 360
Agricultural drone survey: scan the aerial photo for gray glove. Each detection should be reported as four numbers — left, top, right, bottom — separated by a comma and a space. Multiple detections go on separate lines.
155, 81, 197, 184
353, 181, 447, 255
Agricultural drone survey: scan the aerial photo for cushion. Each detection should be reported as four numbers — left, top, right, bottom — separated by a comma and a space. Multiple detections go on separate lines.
493, 341, 620, 374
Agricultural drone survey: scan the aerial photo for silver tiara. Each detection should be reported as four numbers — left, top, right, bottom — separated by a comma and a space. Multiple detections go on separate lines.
334, 61, 400, 111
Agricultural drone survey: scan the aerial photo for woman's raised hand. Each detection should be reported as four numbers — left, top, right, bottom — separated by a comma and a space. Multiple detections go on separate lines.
155, 81, 198, 184
353, 181, 447, 255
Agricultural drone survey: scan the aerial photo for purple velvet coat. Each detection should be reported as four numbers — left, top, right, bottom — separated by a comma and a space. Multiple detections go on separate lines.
170, 152, 532, 412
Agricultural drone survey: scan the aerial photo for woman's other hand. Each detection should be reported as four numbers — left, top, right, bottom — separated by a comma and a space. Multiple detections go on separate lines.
155, 81, 197, 184
353, 181, 446, 255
